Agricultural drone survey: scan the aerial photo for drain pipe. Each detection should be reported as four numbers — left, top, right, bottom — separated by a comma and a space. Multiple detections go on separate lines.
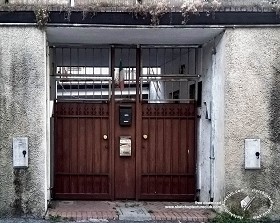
209, 45, 216, 202
209, 126, 215, 202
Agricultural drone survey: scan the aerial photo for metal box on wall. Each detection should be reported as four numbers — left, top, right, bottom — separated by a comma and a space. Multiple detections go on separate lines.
13, 137, 28, 168
119, 105, 132, 126
120, 136, 132, 156
245, 138, 261, 170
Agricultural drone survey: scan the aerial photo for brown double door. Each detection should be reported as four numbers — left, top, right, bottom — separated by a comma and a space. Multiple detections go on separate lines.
54, 101, 196, 200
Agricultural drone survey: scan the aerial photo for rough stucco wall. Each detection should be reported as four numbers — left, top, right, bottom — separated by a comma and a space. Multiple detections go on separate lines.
0, 27, 47, 217
198, 34, 225, 202
198, 42, 212, 201
224, 28, 280, 217
212, 33, 225, 203
8, 0, 69, 4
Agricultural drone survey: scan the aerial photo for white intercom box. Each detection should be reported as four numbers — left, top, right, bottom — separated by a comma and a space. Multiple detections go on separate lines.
245, 138, 261, 170
13, 137, 28, 168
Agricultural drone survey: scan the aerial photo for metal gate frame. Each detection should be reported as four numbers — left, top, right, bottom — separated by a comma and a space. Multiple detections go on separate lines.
52, 45, 199, 200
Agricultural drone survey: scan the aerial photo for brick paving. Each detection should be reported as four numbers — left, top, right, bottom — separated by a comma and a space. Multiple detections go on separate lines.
47, 201, 215, 222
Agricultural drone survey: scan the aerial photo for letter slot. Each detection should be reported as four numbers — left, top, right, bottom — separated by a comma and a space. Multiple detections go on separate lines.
119, 105, 132, 126
120, 136, 132, 156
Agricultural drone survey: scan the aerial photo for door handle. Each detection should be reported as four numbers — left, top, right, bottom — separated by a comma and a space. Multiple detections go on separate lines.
103, 134, 108, 140
143, 134, 148, 139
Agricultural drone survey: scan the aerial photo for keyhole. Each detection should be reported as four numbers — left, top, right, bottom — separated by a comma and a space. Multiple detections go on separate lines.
255, 152, 260, 159
22, 150, 26, 158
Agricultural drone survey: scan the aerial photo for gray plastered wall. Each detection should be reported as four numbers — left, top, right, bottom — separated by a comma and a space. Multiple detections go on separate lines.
198, 33, 225, 203
0, 27, 47, 217
224, 28, 280, 217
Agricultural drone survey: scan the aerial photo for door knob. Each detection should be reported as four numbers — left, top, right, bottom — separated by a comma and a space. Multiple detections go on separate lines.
143, 134, 148, 139
103, 135, 108, 140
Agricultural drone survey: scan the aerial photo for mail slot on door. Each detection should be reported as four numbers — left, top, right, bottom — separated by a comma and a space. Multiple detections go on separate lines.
119, 105, 132, 126
120, 136, 132, 156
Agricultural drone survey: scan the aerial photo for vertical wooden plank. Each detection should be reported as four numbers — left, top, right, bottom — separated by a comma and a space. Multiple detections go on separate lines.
110, 46, 115, 200
156, 119, 164, 194
94, 118, 101, 193
180, 118, 188, 195
71, 118, 78, 193
101, 117, 109, 193
63, 118, 70, 193
173, 118, 180, 194
164, 118, 172, 194
91, 116, 95, 194
135, 46, 141, 200
86, 117, 93, 193
79, 118, 86, 193
148, 118, 156, 194
55, 116, 64, 194
141, 118, 148, 195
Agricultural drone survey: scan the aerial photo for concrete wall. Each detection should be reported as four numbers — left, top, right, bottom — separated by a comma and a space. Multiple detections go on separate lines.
0, 27, 47, 217
7, 0, 69, 4
197, 33, 225, 203
224, 28, 280, 217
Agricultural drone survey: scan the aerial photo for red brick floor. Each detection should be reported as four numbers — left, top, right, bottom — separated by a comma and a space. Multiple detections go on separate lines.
47, 201, 215, 222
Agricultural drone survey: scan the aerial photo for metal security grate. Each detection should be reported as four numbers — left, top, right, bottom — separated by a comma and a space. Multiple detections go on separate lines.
52, 47, 111, 101
51, 46, 200, 102
56, 77, 112, 101
140, 47, 200, 103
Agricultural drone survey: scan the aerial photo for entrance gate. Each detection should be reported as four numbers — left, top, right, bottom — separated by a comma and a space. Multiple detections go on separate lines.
52, 46, 198, 200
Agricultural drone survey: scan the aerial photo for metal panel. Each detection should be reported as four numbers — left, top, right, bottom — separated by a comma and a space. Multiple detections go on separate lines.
13, 137, 28, 168
140, 103, 196, 200
114, 102, 136, 199
54, 102, 110, 199
245, 138, 261, 170
120, 136, 132, 156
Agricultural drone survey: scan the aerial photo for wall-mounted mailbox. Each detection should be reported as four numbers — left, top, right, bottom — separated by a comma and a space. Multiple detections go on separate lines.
119, 105, 132, 126
13, 137, 28, 168
245, 138, 261, 170
120, 136, 132, 156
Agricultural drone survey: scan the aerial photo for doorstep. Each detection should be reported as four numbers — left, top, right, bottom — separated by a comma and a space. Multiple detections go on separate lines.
47, 201, 215, 222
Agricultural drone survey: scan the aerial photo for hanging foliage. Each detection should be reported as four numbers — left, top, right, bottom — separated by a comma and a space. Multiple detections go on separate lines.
2, 0, 280, 28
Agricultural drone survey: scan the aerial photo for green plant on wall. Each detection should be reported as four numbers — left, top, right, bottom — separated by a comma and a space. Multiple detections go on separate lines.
13, 0, 280, 28
34, 7, 49, 29
181, 0, 221, 24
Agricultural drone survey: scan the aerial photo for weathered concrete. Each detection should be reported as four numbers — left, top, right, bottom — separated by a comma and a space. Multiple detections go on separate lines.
224, 28, 280, 218
0, 27, 47, 217
198, 32, 226, 203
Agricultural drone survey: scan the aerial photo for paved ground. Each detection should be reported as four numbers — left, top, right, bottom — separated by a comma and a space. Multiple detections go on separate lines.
0, 220, 210, 223
46, 201, 215, 222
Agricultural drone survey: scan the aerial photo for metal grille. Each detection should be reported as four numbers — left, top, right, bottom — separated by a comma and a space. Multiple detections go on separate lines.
52, 46, 200, 102
114, 48, 138, 100
140, 47, 199, 103
53, 47, 111, 101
